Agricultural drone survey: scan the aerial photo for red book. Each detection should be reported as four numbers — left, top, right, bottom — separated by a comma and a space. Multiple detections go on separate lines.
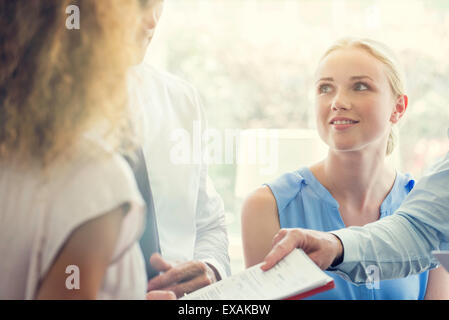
284, 279, 335, 300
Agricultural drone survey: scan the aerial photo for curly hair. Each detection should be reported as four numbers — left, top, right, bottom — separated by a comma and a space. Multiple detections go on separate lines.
0, 0, 144, 166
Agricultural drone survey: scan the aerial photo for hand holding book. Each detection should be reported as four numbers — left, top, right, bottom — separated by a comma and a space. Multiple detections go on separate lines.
261, 228, 344, 272
181, 248, 334, 300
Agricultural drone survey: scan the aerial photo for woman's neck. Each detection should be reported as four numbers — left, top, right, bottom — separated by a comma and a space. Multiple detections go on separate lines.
311, 148, 396, 212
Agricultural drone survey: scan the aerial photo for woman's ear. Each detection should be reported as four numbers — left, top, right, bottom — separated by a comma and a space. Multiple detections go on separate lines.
390, 94, 408, 124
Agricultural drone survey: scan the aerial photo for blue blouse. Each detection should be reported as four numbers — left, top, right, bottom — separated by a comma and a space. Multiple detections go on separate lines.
266, 167, 429, 300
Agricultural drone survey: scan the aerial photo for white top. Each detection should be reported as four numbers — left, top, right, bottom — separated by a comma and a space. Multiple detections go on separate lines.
0, 137, 147, 299
128, 63, 231, 278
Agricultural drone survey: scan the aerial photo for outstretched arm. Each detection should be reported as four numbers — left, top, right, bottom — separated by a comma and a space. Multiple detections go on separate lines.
262, 152, 449, 284
331, 153, 449, 283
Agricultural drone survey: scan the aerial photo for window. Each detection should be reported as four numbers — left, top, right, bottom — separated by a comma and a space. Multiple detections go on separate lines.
146, 0, 449, 273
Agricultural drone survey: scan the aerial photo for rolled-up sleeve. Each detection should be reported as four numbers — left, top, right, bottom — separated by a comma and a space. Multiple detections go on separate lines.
330, 151, 449, 284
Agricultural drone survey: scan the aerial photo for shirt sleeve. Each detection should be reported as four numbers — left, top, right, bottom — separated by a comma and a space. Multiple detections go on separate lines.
192, 88, 231, 279
330, 151, 449, 284
39, 150, 145, 281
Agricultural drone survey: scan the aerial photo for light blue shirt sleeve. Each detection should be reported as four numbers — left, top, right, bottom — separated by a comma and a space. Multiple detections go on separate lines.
331, 150, 449, 284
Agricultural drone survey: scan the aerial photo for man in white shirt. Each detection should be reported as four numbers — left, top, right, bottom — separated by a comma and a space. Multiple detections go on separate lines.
131, 0, 230, 298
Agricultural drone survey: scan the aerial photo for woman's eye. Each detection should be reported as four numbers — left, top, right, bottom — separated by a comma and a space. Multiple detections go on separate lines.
354, 82, 369, 91
318, 84, 332, 94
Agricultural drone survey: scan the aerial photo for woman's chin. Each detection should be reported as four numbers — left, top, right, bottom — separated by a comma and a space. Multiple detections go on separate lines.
330, 143, 362, 153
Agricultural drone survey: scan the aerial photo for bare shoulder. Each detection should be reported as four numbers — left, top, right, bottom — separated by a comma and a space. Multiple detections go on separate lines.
241, 186, 279, 233
241, 186, 278, 219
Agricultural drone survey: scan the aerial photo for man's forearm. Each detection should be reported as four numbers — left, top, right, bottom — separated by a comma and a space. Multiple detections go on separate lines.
330, 153, 449, 284
331, 213, 440, 284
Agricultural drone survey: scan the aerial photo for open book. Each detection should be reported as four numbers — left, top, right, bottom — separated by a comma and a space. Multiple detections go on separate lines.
181, 249, 334, 300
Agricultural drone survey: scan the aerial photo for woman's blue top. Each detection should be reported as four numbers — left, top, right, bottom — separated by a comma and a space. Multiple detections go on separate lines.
265, 167, 429, 300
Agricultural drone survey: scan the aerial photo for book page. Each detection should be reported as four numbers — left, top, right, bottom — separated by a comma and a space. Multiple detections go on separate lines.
181, 249, 333, 300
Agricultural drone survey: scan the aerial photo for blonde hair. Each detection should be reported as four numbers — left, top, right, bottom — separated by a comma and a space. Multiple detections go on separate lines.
319, 37, 406, 155
0, 0, 145, 166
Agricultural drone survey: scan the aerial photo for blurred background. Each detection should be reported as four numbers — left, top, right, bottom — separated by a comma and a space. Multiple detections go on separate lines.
144, 0, 449, 274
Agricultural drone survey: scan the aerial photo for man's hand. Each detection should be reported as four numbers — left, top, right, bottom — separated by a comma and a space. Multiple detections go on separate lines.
261, 228, 343, 271
147, 253, 217, 298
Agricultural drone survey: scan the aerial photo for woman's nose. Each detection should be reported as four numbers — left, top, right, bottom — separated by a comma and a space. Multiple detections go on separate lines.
331, 92, 351, 111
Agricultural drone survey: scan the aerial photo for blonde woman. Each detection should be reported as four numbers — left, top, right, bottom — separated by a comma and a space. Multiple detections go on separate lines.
0, 0, 171, 299
241, 38, 449, 299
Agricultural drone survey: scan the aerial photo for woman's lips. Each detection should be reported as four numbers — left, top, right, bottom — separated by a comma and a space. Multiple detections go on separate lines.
329, 119, 359, 131
331, 122, 358, 130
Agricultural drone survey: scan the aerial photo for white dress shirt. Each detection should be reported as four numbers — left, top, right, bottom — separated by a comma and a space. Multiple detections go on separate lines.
128, 63, 231, 279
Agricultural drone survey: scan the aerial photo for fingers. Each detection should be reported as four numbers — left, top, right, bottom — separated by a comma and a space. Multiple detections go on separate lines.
261, 229, 302, 271
271, 228, 288, 247
146, 290, 177, 300
262, 229, 342, 271
149, 253, 173, 272
147, 260, 208, 291
261, 242, 294, 271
